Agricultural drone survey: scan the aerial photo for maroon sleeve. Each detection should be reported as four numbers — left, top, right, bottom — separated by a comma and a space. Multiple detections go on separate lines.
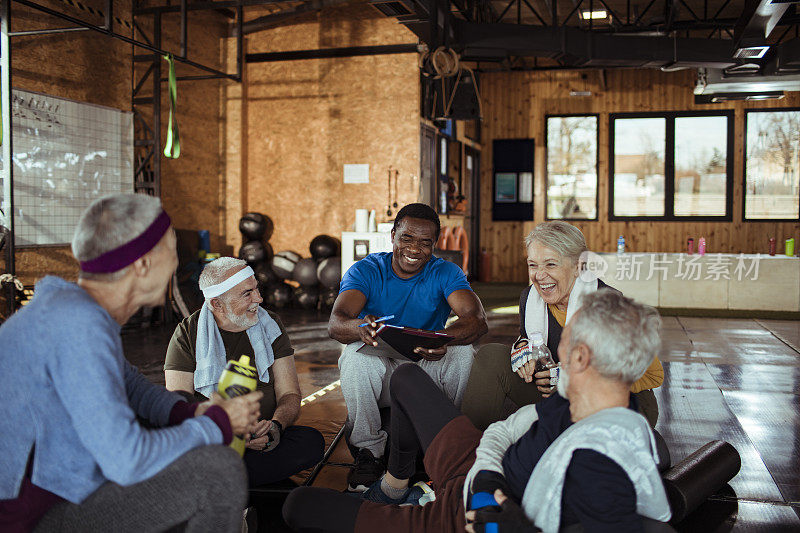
203, 405, 233, 445
168, 401, 199, 425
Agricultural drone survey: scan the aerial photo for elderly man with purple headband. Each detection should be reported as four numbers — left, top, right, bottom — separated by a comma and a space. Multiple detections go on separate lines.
0, 193, 262, 533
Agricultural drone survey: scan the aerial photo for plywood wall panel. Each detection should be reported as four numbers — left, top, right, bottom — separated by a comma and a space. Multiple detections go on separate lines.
239, 4, 419, 257
480, 69, 800, 282
136, 11, 232, 255
1, 0, 132, 283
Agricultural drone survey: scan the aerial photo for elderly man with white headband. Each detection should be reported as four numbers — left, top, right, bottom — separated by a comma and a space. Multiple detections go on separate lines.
0, 194, 262, 533
164, 257, 324, 488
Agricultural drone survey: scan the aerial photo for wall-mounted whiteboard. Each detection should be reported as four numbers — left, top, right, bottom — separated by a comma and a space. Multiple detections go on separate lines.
1, 89, 133, 246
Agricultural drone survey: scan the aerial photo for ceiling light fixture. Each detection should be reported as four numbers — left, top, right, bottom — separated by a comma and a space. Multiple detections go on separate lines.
733, 46, 770, 59
580, 9, 608, 20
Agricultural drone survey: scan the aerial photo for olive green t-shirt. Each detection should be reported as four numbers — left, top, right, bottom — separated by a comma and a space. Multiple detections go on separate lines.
164, 309, 294, 419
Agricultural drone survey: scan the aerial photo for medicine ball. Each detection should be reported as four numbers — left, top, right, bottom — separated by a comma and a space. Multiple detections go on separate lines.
316, 257, 342, 289
239, 241, 273, 266
266, 282, 292, 309
320, 287, 338, 308
294, 285, 319, 310
309, 235, 341, 262
253, 262, 278, 287
239, 212, 274, 242
272, 251, 300, 279
293, 258, 318, 286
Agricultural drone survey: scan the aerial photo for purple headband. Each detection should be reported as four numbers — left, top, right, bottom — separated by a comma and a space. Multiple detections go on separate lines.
79, 211, 172, 274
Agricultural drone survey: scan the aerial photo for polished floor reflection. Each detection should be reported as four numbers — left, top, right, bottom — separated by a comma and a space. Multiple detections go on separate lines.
124, 300, 800, 532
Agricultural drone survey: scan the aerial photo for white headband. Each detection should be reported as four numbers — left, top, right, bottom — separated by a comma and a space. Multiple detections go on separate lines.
202, 265, 255, 299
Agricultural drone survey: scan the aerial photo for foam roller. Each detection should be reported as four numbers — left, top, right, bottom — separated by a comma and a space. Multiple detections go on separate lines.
662, 441, 741, 523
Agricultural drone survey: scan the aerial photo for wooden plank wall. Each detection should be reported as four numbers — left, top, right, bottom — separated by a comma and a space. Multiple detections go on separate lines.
479, 69, 800, 282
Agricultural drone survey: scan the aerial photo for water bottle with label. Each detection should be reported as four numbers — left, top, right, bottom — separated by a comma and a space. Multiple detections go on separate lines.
530, 333, 559, 386
617, 235, 625, 254
217, 355, 258, 457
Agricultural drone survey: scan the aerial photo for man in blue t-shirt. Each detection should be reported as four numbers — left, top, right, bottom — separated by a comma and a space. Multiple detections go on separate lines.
329, 203, 488, 493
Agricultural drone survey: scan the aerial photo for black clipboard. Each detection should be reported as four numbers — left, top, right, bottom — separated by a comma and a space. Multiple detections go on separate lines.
356, 324, 454, 362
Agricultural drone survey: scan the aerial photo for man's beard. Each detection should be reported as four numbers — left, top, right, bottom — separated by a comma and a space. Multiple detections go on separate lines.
556, 364, 570, 399
224, 301, 259, 329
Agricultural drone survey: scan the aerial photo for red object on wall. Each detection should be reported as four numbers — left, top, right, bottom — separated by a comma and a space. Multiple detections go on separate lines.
447, 226, 470, 274
436, 226, 452, 250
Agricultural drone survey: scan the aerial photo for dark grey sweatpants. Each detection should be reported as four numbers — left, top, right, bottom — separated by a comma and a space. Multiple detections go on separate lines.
34, 445, 247, 533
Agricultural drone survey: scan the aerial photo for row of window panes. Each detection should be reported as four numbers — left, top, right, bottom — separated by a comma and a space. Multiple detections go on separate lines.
545, 111, 800, 221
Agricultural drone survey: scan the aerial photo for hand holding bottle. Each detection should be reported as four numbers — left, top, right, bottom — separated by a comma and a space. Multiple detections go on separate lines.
208, 390, 262, 435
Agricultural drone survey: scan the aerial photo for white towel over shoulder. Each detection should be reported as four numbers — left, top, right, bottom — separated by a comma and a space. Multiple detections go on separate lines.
524, 277, 597, 344
194, 304, 282, 398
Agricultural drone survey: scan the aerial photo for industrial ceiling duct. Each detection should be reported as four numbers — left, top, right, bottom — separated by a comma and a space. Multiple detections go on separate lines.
694, 66, 800, 102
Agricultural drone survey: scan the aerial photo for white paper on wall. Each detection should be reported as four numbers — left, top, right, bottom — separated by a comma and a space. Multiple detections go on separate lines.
343, 164, 370, 184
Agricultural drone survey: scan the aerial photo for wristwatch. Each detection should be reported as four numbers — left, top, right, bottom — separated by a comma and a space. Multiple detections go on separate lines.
271, 420, 283, 434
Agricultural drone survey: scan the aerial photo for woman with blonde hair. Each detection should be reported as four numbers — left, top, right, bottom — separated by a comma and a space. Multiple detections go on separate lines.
461, 220, 663, 430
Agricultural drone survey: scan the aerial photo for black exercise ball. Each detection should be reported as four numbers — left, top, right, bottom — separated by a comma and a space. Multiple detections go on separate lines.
280, 250, 302, 262
239, 240, 273, 265
316, 257, 342, 289
293, 258, 319, 286
272, 251, 300, 279
239, 212, 274, 242
309, 235, 341, 261
320, 287, 338, 308
253, 261, 278, 286
266, 282, 292, 309
294, 285, 319, 310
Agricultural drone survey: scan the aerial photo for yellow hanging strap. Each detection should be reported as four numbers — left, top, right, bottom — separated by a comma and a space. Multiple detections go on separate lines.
163, 54, 180, 159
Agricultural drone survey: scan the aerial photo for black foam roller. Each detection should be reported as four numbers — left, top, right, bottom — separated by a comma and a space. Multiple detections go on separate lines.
653, 429, 671, 473
662, 440, 741, 523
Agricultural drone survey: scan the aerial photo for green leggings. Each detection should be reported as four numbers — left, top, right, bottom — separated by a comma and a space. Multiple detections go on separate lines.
461, 343, 659, 431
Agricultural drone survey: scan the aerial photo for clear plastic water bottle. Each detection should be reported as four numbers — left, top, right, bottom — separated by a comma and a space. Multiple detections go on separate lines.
530, 333, 559, 385
617, 235, 625, 254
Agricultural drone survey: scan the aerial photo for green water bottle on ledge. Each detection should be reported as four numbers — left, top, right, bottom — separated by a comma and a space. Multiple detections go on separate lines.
217, 355, 258, 456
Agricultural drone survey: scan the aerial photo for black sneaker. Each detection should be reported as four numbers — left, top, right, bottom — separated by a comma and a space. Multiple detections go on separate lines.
347, 449, 385, 493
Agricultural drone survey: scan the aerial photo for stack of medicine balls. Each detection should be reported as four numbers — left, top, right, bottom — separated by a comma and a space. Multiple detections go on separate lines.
237, 212, 342, 310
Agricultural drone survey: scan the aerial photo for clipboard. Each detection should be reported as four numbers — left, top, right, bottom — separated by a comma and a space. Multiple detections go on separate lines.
356, 324, 454, 362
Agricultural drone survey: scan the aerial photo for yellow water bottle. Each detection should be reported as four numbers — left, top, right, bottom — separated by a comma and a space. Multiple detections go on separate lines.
217, 355, 258, 456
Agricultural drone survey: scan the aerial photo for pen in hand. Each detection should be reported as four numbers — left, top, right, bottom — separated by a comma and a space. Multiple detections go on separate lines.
358, 314, 395, 327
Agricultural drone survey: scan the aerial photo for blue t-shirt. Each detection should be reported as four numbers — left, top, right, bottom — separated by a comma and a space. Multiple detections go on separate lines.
339, 252, 472, 331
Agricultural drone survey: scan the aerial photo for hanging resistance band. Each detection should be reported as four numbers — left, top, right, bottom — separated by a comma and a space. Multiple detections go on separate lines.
163, 54, 180, 159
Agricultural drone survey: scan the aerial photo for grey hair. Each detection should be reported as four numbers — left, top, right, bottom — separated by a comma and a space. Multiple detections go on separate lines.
524, 221, 587, 265
568, 289, 661, 385
199, 257, 249, 302
72, 193, 164, 281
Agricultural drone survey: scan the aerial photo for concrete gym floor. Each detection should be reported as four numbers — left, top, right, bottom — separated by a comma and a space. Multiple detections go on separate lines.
124, 283, 800, 532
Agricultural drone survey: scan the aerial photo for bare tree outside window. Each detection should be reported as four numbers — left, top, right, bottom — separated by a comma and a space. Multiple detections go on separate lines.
745, 110, 800, 219
613, 118, 666, 217
674, 116, 728, 216
546, 116, 598, 219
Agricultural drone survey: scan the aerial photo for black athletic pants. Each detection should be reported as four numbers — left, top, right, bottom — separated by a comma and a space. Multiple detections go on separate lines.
244, 425, 324, 487
386, 364, 463, 479
283, 364, 461, 532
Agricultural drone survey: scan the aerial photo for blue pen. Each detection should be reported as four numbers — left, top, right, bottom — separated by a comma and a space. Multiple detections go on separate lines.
358, 314, 395, 327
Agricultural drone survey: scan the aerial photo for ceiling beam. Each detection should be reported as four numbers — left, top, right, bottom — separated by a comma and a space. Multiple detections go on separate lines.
242, 0, 350, 34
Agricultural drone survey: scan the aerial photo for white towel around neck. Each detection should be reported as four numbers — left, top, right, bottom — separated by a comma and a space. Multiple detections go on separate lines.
193, 303, 282, 398
522, 408, 671, 533
524, 277, 597, 344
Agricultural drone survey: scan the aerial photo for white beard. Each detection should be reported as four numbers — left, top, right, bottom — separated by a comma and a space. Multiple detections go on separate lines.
224, 302, 259, 329
556, 364, 570, 399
